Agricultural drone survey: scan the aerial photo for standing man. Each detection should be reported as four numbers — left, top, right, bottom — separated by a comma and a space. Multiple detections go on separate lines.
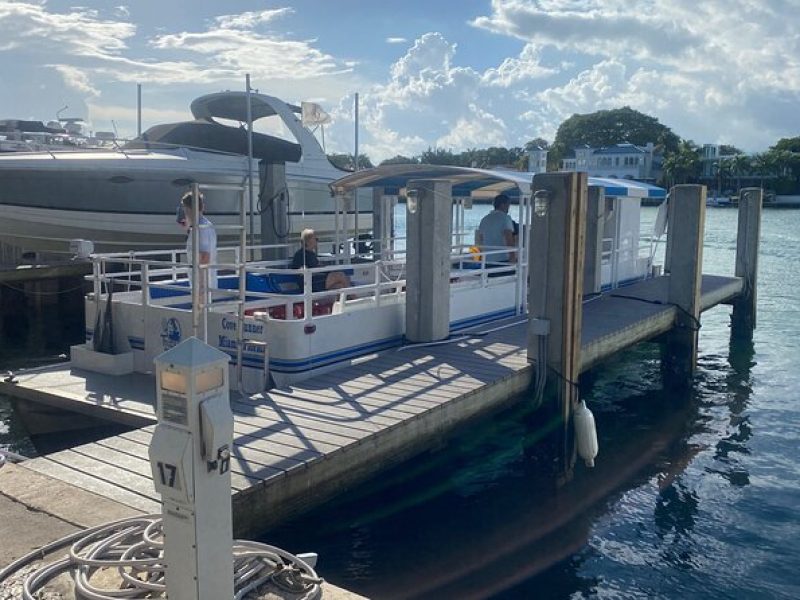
180, 191, 218, 289
476, 194, 516, 263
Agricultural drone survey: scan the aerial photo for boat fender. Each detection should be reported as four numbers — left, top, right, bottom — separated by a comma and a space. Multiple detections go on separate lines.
574, 400, 598, 468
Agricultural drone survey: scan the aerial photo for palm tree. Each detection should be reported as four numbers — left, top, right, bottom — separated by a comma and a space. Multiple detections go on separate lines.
751, 153, 774, 190
663, 141, 701, 187
729, 154, 751, 194
712, 158, 731, 197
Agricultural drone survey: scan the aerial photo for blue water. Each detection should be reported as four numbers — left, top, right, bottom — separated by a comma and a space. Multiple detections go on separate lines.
2, 208, 799, 598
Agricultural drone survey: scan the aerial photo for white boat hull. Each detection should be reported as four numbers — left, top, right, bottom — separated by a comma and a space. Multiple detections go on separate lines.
0, 150, 369, 253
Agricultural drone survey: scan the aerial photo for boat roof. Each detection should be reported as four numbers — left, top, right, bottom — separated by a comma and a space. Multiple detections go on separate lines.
125, 119, 301, 163
330, 165, 667, 200
191, 91, 301, 122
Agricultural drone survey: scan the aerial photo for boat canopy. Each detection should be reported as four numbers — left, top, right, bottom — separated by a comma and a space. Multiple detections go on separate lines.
330, 164, 667, 200
125, 119, 302, 163
191, 91, 301, 122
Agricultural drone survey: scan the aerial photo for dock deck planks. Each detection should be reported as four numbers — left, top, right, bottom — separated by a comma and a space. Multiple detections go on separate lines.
8, 274, 743, 531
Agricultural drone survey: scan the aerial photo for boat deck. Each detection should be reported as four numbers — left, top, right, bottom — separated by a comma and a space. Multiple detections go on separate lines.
3, 274, 743, 532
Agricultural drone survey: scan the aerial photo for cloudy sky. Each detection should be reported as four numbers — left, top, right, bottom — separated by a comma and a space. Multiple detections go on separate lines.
1, 0, 798, 161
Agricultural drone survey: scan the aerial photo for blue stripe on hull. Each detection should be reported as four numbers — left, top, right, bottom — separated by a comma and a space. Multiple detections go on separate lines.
87, 307, 518, 377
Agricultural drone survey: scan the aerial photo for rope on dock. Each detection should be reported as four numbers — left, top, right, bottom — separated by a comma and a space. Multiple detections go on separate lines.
0, 514, 322, 600
609, 293, 702, 331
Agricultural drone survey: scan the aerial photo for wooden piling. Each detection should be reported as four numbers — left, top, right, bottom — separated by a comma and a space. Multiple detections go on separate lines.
731, 187, 762, 338
527, 172, 587, 477
664, 184, 705, 382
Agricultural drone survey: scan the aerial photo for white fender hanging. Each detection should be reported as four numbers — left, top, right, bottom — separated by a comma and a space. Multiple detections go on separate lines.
574, 400, 599, 468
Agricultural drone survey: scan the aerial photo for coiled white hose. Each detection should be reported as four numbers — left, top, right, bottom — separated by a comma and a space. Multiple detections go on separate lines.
0, 514, 322, 600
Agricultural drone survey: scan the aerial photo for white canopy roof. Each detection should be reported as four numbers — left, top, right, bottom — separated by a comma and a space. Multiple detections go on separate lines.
330, 164, 666, 200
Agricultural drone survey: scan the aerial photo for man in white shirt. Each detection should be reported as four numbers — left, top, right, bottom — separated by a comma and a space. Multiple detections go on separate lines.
180, 192, 218, 289
476, 194, 516, 262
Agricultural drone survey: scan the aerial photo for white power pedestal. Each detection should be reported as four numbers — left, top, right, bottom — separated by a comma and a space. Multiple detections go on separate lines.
149, 337, 235, 600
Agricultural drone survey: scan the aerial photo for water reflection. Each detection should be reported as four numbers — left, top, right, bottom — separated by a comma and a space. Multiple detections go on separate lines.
707, 335, 756, 487
264, 343, 723, 599
0, 277, 86, 455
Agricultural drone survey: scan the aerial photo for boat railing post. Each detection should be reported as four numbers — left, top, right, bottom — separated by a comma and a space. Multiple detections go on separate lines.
92, 257, 101, 331
372, 187, 384, 259
246, 74, 255, 253
731, 187, 762, 338
334, 194, 342, 264
141, 263, 149, 309
191, 183, 201, 339
374, 261, 381, 307
343, 193, 353, 264
664, 184, 705, 383
303, 270, 312, 320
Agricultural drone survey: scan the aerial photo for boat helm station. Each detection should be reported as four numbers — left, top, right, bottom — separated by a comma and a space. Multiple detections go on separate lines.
73, 165, 667, 394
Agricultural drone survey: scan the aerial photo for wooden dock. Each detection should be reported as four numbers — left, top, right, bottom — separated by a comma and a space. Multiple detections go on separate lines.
1, 274, 742, 534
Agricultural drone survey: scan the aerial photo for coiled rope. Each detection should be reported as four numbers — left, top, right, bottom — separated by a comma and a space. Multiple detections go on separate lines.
0, 514, 322, 600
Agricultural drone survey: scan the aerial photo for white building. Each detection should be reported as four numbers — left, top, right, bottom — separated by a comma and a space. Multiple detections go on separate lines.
527, 146, 548, 175
560, 143, 660, 182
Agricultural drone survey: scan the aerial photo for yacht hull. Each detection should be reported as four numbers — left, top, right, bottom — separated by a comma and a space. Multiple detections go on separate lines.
0, 149, 367, 253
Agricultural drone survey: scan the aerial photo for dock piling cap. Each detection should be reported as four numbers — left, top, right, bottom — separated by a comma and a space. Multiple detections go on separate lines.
154, 336, 229, 369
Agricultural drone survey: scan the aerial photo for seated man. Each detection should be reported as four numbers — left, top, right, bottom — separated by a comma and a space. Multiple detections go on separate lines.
291, 228, 350, 292
476, 194, 517, 263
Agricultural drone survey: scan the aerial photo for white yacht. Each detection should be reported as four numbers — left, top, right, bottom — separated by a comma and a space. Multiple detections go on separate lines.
0, 92, 358, 253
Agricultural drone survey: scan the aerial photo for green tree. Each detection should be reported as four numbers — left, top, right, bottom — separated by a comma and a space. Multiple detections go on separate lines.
772, 136, 800, 153
712, 158, 731, 196
768, 138, 800, 192
327, 153, 373, 171
550, 106, 680, 164
729, 154, 751, 193
419, 147, 460, 165
525, 137, 550, 151
751, 152, 777, 189
662, 140, 701, 186
379, 155, 419, 166
719, 144, 742, 156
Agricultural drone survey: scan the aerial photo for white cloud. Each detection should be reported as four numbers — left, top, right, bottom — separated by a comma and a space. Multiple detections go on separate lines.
2, 0, 797, 160
482, 43, 557, 86
469, 0, 800, 151
214, 8, 292, 30
472, 0, 700, 60
50, 64, 100, 96
0, 1, 135, 60
436, 104, 507, 149
328, 32, 521, 161
150, 12, 352, 81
